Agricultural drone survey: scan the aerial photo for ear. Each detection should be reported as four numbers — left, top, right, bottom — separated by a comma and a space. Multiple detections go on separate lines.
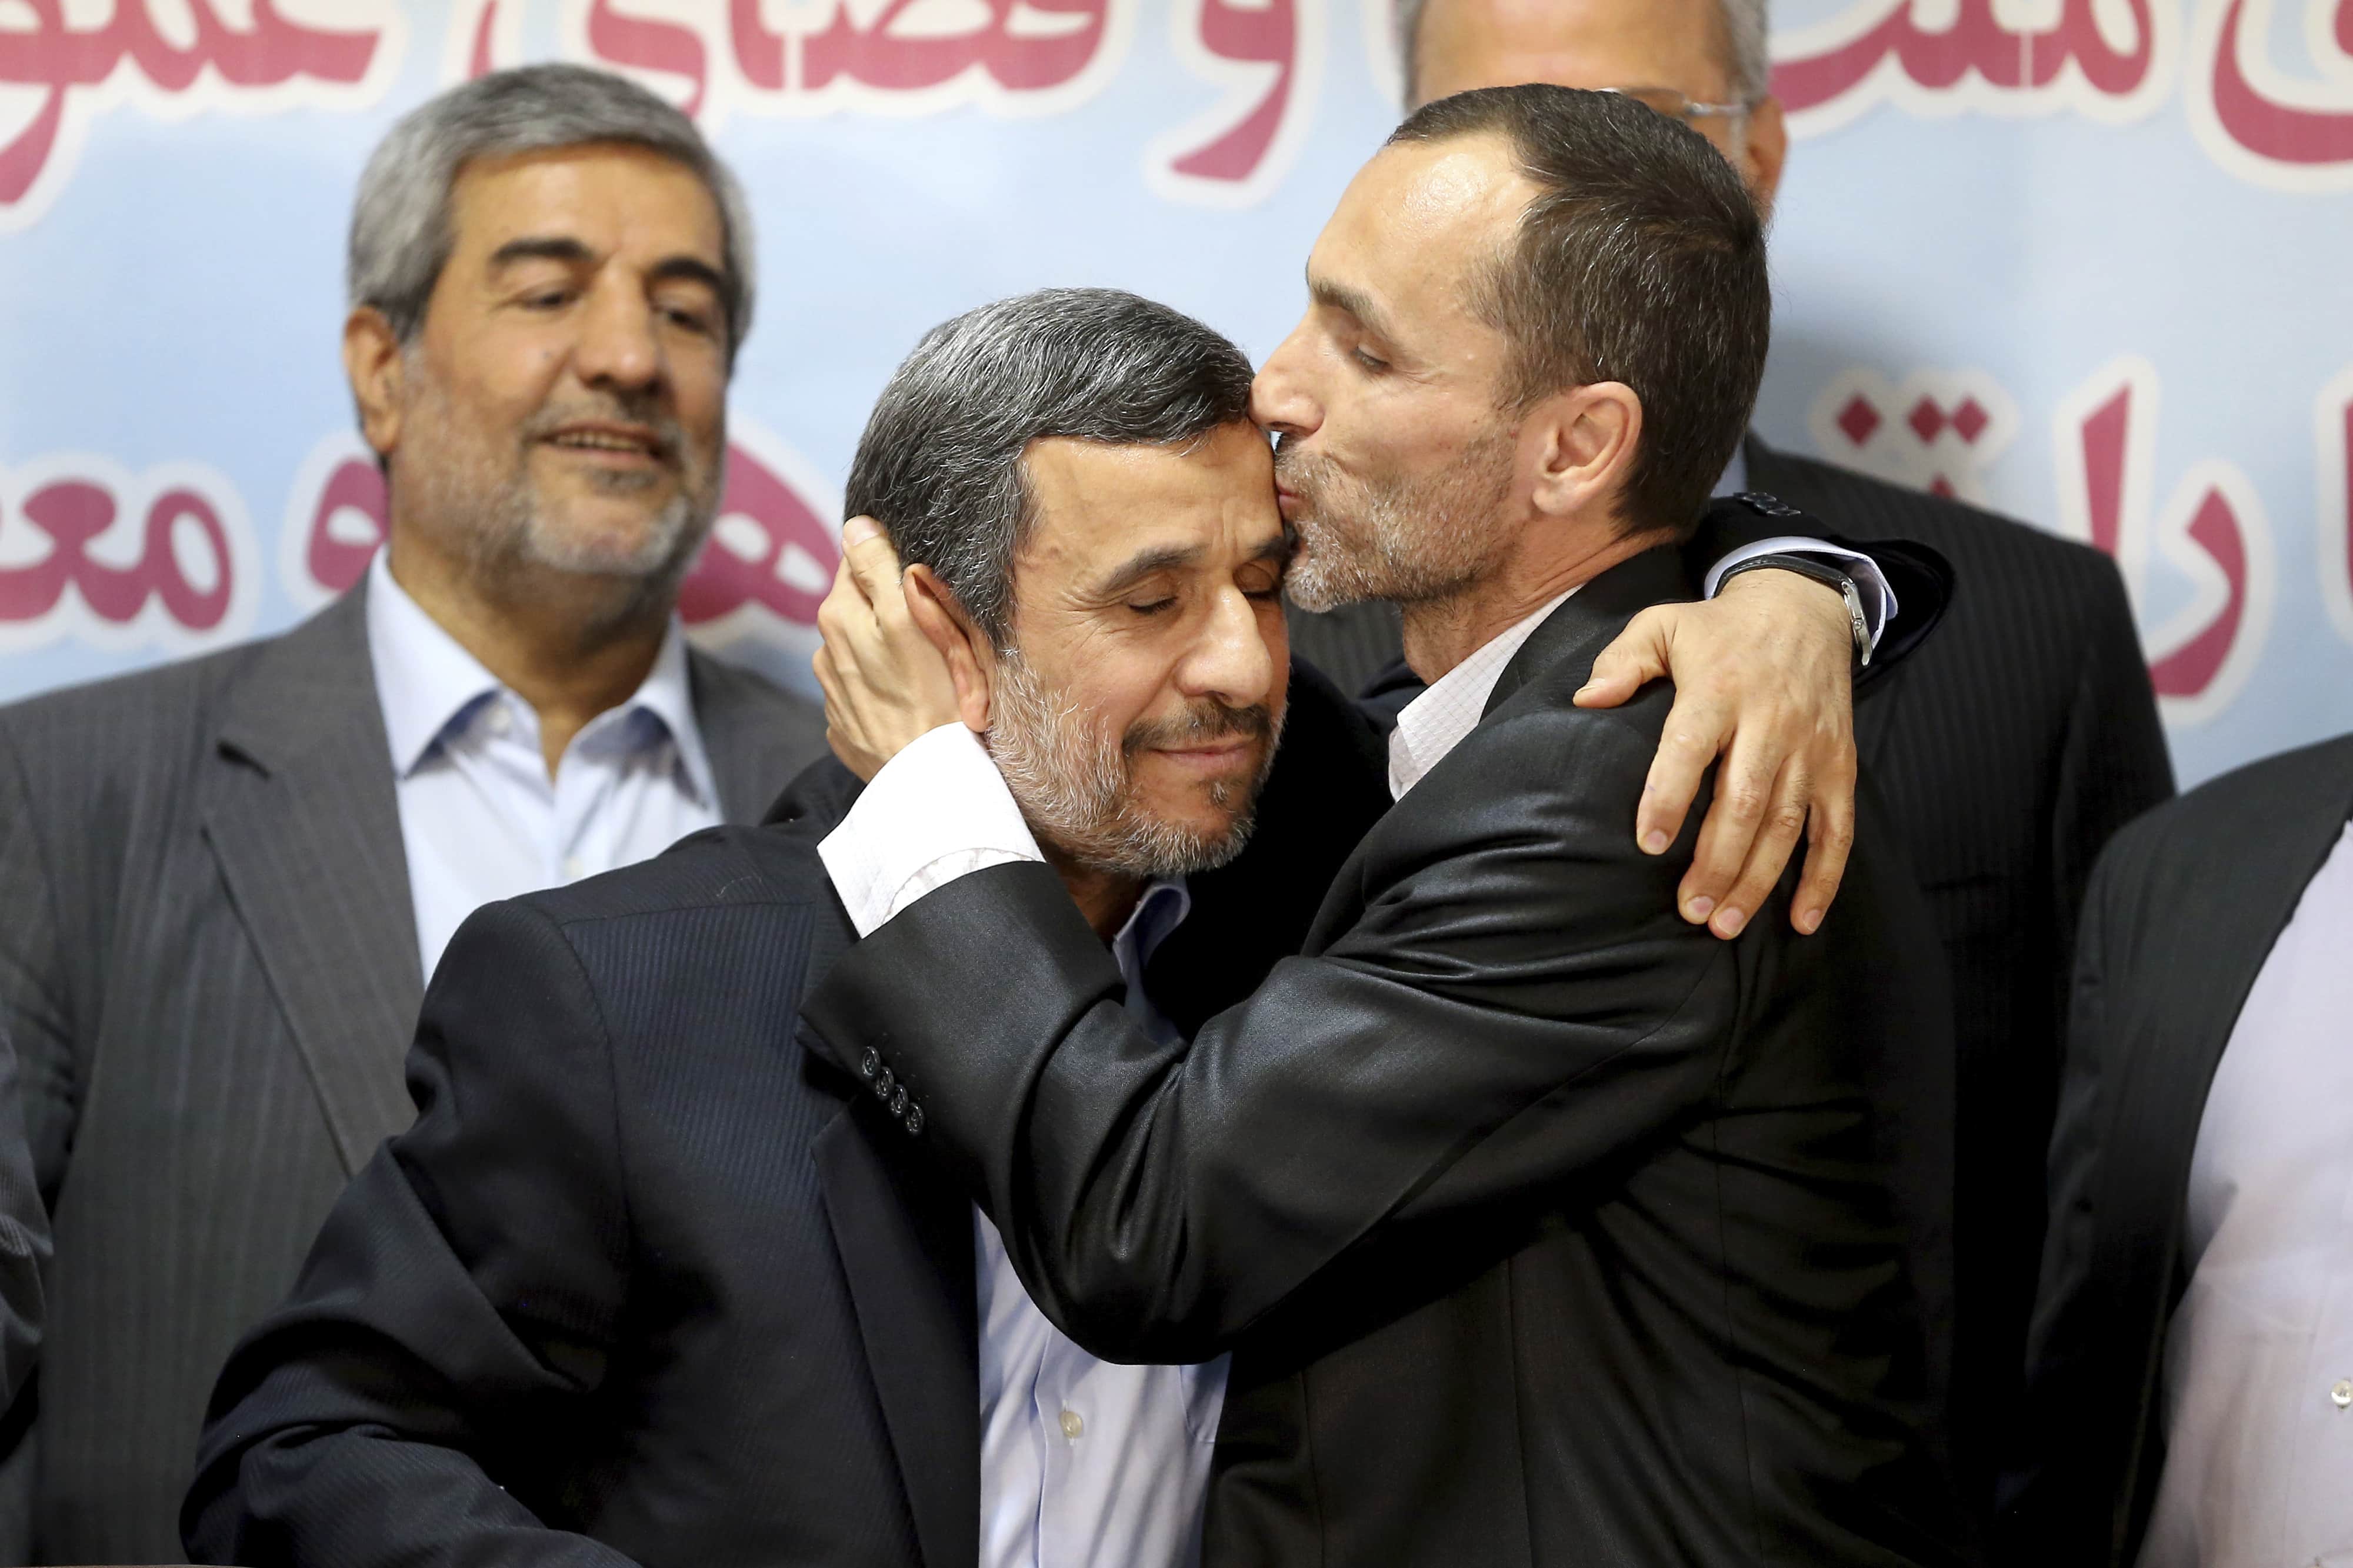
1525, 381, 1644, 523
901, 563, 995, 733
1742, 96, 1788, 222
342, 307, 407, 464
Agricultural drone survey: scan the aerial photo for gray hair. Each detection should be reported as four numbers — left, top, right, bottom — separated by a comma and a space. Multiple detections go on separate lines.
348, 64, 756, 359
845, 288, 1258, 647
1394, 0, 1770, 110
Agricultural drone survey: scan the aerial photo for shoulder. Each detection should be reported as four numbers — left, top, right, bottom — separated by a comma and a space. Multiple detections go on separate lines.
2098, 733, 2353, 888
0, 635, 272, 758
509, 820, 835, 935
1755, 444, 2122, 583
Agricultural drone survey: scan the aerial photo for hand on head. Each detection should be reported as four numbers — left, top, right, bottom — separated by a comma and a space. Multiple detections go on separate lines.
812, 518, 971, 781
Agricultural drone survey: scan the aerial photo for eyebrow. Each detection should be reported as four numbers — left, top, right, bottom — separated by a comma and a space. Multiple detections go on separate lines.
1091, 530, 1294, 600
488, 238, 731, 299
1307, 269, 1401, 345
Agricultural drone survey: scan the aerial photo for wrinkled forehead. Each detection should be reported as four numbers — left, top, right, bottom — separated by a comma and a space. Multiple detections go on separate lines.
1012, 425, 1284, 582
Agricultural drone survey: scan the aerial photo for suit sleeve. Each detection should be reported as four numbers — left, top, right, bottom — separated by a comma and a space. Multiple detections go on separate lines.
182, 899, 640, 1568
0, 720, 75, 1215
804, 699, 1741, 1365
2048, 558, 2173, 1005
0, 1026, 45, 1414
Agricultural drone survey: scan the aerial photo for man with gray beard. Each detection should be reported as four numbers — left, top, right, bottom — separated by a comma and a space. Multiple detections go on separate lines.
0, 64, 824, 1562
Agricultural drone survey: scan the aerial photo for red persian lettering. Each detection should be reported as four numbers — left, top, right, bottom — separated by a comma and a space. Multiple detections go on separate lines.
678, 442, 840, 630
801, 0, 1111, 94
2204, 0, 2353, 168
1165, 0, 1299, 182
298, 457, 390, 598
0, 0, 388, 217
0, 465, 251, 644
1772, 0, 2160, 118
2058, 361, 2274, 718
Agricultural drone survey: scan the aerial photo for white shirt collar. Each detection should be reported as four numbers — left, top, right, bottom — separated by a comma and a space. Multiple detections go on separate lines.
363, 550, 716, 805
1387, 588, 1578, 801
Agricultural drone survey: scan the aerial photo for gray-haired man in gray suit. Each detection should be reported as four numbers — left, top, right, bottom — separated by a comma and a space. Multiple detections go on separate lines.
0, 65, 824, 1564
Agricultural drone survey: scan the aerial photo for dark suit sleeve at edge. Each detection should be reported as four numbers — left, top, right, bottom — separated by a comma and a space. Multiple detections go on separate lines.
804, 700, 1738, 1365
182, 899, 638, 1568
0, 718, 77, 1210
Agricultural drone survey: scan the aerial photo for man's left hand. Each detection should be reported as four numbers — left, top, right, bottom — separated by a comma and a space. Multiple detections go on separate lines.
1575, 571, 1857, 940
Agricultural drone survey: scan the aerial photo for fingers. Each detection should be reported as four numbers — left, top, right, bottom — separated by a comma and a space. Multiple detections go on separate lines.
1674, 716, 1772, 932
1577, 605, 1673, 710
1637, 680, 1732, 860
1708, 759, 1814, 939
836, 516, 905, 612
1789, 759, 1857, 935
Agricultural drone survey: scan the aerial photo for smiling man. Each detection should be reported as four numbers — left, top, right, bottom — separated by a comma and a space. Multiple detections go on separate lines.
0, 65, 824, 1561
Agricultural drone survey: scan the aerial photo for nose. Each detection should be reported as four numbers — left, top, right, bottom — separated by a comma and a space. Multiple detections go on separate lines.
1179, 583, 1278, 712
572, 273, 662, 395
1251, 320, 1321, 439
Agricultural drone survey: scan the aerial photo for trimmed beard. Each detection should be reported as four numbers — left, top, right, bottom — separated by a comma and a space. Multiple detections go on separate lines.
986, 648, 1284, 880
1275, 424, 1516, 613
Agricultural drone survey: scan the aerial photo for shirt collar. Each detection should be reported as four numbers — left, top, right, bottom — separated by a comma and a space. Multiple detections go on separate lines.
1113, 878, 1192, 973
1388, 588, 1577, 801
364, 550, 718, 806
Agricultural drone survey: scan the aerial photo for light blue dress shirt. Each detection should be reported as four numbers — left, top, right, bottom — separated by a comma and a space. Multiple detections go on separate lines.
364, 552, 722, 978
975, 878, 1228, 1568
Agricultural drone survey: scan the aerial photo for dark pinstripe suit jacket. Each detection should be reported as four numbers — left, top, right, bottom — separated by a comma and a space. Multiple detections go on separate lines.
1287, 437, 2176, 1506
0, 585, 826, 1564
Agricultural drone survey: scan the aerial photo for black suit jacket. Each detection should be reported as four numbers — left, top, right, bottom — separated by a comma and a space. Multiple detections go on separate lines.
805, 546, 1971, 1567
181, 662, 1391, 1568
1297, 439, 2174, 1503
2002, 733, 2353, 1566
0, 586, 828, 1564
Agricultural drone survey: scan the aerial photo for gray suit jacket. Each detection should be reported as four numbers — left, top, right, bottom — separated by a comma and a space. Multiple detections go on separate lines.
0, 585, 826, 1565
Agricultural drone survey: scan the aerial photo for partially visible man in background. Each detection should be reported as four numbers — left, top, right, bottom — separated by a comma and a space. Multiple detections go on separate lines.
1281, 0, 2182, 1510
0, 64, 824, 1563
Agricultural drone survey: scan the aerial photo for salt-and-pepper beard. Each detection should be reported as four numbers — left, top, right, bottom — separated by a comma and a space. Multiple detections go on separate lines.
399, 365, 722, 627
1274, 425, 1517, 613
986, 649, 1285, 879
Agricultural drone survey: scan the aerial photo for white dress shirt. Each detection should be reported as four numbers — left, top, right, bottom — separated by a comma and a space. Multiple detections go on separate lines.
365, 552, 722, 977
822, 794, 1225, 1568
2138, 819, 2353, 1568
1387, 588, 1577, 799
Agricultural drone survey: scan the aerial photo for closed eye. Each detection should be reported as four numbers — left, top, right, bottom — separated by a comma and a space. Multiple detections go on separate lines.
1126, 598, 1179, 616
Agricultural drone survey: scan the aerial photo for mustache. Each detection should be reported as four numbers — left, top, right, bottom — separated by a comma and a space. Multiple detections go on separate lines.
1125, 700, 1278, 756
521, 396, 688, 463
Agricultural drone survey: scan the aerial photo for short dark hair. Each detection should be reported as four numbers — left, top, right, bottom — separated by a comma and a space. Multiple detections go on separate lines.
1391, 84, 1769, 539
845, 288, 1258, 645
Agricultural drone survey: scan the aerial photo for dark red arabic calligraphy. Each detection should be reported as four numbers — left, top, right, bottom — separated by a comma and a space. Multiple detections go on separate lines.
2207, 0, 2353, 168
0, 0, 384, 211
1771, 0, 2160, 111
0, 475, 236, 632
1166, 0, 1303, 185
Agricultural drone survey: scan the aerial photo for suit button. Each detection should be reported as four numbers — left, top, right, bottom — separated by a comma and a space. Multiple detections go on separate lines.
874, 1066, 895, 1102
859, 1049, 881, 1082
904, 1105, 925, 1136
890, 1085, 909, 1116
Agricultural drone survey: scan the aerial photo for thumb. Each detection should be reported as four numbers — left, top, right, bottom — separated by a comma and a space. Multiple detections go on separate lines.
1577, 605, 1673, 709
837, 516, 906, 609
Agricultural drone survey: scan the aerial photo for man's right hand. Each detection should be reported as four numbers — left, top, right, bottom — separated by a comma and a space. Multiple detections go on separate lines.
812, 518, 964, 781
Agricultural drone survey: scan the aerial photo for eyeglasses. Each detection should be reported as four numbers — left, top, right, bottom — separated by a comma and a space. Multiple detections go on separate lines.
1599, 86, 1754, 124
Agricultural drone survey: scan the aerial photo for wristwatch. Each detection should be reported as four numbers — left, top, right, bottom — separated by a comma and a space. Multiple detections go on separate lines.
1716, 552, 1873, 668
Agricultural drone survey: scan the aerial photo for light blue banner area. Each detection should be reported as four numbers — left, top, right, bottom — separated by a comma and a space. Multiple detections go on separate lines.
2, 0, 2349, 789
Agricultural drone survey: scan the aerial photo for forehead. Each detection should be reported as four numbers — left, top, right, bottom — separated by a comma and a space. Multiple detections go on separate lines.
1016, 424, 1278, 568
444, 142, 724, 259
1417, 0, 1730, 100
1316, 134, 1531, 322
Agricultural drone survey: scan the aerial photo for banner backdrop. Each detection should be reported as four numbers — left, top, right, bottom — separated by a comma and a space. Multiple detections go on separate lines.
4, 0, 2351, 789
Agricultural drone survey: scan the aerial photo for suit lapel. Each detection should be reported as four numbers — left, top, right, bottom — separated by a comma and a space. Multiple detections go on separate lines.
804, 896, 981, 1568
691, 649, 816, 824
199, 588, 423, 1174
